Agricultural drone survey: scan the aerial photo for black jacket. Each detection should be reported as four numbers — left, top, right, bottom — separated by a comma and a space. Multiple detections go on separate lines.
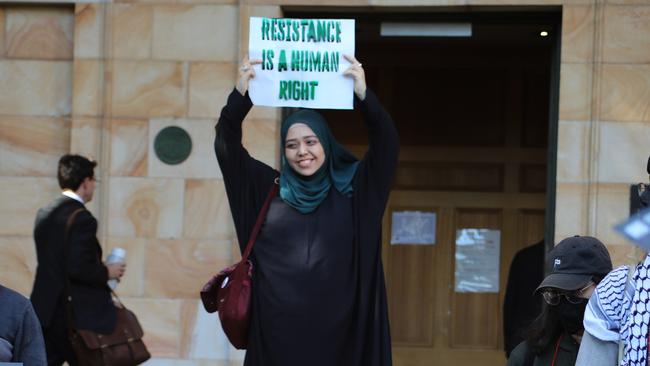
507, 335, 579, 366
30, 196, 116, 334
503, 240, 545, 357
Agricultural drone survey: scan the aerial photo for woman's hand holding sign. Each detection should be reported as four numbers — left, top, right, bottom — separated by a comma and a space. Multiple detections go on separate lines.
342, 54, 366, 101
236, 56, 262, 96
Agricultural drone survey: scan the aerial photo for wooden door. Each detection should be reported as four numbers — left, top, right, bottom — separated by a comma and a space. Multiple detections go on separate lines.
381, 151, 546, 366
374, 55, 550, 364
341, 145, 547, 366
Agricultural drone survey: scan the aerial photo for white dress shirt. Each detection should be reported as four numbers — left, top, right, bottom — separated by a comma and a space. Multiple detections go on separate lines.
62, 190, 84, 204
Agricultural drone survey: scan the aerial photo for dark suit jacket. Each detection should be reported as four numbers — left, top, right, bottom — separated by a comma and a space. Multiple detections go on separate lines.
30, 196, 116, 334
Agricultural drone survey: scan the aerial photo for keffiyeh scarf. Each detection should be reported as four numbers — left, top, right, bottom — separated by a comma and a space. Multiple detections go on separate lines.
584, 254, 650, 366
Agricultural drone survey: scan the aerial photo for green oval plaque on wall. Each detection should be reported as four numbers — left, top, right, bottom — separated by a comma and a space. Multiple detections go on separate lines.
154, 126, 192, 165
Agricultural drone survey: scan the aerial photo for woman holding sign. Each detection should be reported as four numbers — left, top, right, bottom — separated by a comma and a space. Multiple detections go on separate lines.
214, 54, 397, 365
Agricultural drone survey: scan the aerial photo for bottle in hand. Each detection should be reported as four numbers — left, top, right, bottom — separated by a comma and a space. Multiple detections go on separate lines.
106, 247, 126, 290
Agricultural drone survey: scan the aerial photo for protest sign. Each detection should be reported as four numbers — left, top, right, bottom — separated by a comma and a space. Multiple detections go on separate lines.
248, 17, 356, 109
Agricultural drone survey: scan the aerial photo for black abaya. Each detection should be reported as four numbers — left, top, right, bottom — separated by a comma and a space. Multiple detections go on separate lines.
214, 88, 398, 366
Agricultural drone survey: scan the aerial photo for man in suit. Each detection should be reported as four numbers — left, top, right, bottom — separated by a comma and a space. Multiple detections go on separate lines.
30, 155, 125, 366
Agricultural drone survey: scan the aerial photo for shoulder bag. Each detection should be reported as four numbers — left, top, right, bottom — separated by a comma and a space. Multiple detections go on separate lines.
200, 181, 278, 349
64, 208, 151, 366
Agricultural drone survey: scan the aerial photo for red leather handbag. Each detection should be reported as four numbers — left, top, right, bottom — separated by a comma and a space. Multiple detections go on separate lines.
200, 182, 278, 349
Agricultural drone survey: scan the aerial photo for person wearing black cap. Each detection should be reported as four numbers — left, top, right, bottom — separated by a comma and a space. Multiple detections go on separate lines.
507, 235, 613, 366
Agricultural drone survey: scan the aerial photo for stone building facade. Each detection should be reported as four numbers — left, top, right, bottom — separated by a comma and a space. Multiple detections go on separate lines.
0, 0, 648, 364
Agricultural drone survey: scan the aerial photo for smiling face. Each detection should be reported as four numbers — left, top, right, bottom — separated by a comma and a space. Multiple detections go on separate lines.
284, 123, 326, 177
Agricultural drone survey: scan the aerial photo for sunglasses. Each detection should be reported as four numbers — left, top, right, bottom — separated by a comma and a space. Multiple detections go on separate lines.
541, 282, 594, 306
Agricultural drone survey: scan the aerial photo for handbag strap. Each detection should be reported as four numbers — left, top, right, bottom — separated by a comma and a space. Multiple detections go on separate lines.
240, 179, 279, 262
62, 207, 87, 333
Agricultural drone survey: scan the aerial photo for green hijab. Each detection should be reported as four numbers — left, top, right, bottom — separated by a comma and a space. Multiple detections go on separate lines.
280, 110, 359, 214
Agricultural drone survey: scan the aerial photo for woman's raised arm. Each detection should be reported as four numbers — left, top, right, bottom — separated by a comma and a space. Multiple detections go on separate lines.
344, 55, 399, 206
214, 56, 277, 254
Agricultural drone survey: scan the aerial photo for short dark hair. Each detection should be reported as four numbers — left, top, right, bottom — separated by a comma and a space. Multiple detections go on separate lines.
57, 154, 97, 191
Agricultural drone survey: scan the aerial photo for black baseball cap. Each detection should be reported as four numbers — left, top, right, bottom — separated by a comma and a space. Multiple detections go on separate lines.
535, 235, 613, 293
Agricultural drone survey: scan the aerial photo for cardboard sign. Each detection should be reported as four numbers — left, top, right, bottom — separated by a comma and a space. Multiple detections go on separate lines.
248, 17, 356, 109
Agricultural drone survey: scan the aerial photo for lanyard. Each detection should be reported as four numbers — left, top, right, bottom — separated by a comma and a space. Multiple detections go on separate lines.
551, 334, 564, 366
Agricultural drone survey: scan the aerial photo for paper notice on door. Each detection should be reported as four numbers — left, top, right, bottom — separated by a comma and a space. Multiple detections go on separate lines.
454, 228, 501, 293
390, 211, 436, 245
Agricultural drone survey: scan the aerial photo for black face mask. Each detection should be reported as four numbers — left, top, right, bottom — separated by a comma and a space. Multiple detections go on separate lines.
557, 299, 588, 334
